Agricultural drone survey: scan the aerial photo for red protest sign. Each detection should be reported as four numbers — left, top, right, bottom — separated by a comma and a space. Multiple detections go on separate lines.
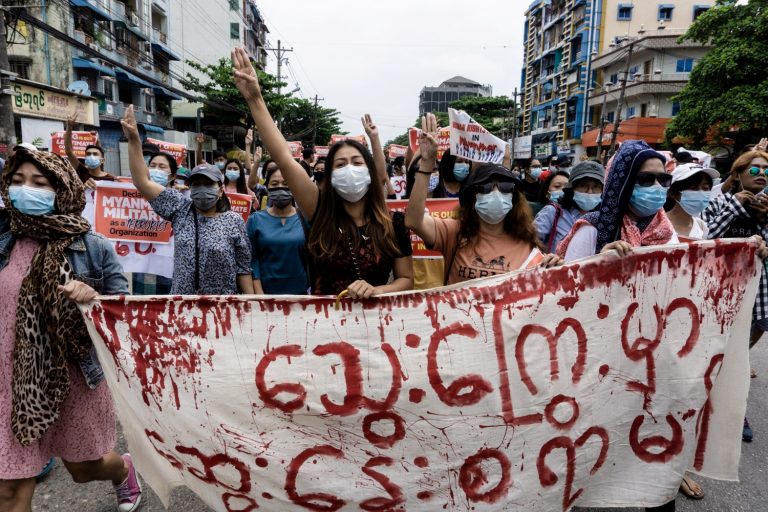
93, 182, 172, 243
387, 198, 458, 257
387, 144, 408, 159
408, 127, 451, 160
287, 141, 303, 158
330, 134, 368, 148
146, 137, 188, 166
227, 192, 253, 222
50, 131, 98, 158
315, 146, 329, 158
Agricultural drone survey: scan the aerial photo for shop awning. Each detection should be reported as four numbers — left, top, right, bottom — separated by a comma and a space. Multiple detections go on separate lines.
115, 69, 153, 89
581, 118, 673, 148
72, 57, 116, 76
139, 123, 164, 134
70, 0, 113, 21
153, 85, 183, 101
151, 42, 181, 61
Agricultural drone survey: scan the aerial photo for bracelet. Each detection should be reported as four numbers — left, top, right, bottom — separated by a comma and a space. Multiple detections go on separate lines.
415, 170, 432, 175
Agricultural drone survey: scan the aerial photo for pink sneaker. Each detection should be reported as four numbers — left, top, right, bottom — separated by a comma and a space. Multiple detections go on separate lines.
114, 454, 143, 512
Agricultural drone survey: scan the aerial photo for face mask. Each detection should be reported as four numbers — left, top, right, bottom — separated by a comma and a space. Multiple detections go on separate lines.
428, 173, 440, 193
225, 169, 240, 182
630, 184, 667, 218
573, 191, 601, 212
269, 187, 293, 208
529, 167, 543, 179
678, 190, 711, 216
175, 178, 185, 187
190, 185, 220, 211
9, 185, 56, 216
215, 161, 226, 171
549, 190, 564, 202
149, 169, 169, 187
475, 189, 514, 225
84, 155, 101, 169
331, 164, 371, 203
453, 163, 470, 181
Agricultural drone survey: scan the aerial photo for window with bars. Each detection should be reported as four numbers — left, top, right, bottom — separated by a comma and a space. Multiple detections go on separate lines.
658, 5, 675, 21
8, 58, 30, 79
230, 22, 240, 40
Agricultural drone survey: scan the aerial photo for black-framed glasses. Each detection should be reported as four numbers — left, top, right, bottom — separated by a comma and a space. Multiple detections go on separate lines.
476, 181, 515, 195
747, 166, 768, 177
636, 171, 672, 188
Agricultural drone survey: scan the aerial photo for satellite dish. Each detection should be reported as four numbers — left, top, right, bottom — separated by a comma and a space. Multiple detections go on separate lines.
68, 81, 91, 97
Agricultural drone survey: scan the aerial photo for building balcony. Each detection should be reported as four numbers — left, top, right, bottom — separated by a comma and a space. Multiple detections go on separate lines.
152, 28, 168, 45
99, 99, 125, 121
587, 74, 690, 107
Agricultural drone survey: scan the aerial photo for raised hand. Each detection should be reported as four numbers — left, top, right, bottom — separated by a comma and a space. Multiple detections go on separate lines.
232, 47, 263, 103
756, 138, 768, 153
418, 113, 439, 162
120, 105, 140, 141
361, 114, 379, 139
245, 128, 254, 146
254, 146, 263, 162
66, 113, 77, 131
195, 133, 205, 145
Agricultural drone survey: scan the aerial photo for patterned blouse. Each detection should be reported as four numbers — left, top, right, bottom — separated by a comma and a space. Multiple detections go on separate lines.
149, 189, 251, 295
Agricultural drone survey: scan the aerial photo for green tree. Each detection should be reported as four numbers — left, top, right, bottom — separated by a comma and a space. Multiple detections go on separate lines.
280, 97, 345, 146
664, 0, 768, 148
386, 131, 411, 147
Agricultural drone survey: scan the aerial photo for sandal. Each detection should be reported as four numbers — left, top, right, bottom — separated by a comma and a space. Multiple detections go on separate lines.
679, 476, 705, 500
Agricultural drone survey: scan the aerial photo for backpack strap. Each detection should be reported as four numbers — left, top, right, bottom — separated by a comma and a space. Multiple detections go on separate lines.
546, 203, 562, 254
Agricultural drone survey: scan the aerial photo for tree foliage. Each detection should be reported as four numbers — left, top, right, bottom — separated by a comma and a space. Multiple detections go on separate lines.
181, 58, 344, 146
665, 0, 768, 148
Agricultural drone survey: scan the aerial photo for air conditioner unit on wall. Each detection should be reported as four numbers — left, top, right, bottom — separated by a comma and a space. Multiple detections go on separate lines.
130, 13, 139, 26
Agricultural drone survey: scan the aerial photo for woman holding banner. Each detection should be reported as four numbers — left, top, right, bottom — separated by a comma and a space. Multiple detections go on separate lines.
224, 159, 257, 208
121, 105, 254, 295
233, 48, 413, 298
0, 150, 142, 512
405, 113, 562, 286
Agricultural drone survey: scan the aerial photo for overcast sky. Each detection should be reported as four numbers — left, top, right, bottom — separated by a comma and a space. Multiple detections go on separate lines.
255, 0, 527, 144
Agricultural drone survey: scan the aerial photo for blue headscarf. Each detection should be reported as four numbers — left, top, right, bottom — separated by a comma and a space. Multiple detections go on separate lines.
581, 140, 667, 252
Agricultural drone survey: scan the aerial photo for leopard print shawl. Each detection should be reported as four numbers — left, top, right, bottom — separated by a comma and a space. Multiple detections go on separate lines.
1, 151, 92, 445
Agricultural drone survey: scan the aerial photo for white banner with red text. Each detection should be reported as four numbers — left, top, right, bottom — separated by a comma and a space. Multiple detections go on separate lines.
81, 241, 757, 511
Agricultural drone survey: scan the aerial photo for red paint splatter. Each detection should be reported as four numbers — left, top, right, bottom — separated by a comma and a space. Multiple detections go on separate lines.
544, 395, 580, 431
255, 457, 268, 468
681, 409, 696, 421
459, 448, 512, 504
414, 456, 429, 468
629, 414, 684, 463
405, 333, 421, 348
360, 456, 405, 511
145, 429, 183, 470
261, 492, 273, 500
362, 411, 406, 449
255, 345, 306, 413
409, 388, 426, 404
285, 445, 345, 511
417, 491, 433, 501
557, 296, 579, 310
597, 304, 609, 319
598, 364, 610, 377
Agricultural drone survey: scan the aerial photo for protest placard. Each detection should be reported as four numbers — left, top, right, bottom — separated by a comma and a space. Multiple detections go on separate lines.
330, 134, 368, 147
388, 198, 458, 257
409, 127, 451, 160
315, 146, 329, 158
387, 144, 408, 159
226, 192, 254, 222
389, 176, 406, 199
50, 130, 98, 158
146, 138, 188, 166
92, 182, 173, 244
449, 108, 506, 164
287, 141, 303, 158
82, 240, 758, 511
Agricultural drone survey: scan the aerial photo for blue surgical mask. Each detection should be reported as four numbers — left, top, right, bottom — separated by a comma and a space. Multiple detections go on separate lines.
549, 190, 564, 202
475, 189, 514, 225
149, 169, 169, 186
215, 161, 226, 171
225, 169, 241, 182
573, 191, 601, 212
84, 155, 101, 169
8, 185, 56, 216
453, 163, 470, 181
529, 167, 543, 179
630, 184, 667, 218
678, 190, 711, 216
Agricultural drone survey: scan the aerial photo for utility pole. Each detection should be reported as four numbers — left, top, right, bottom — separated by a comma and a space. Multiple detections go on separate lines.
608, 42, 634, 157
596, 86, 610, 164
268, 39, 293, 130
311, 94, 324, 146
510, 87, 519, 164
0, 3, 17, 157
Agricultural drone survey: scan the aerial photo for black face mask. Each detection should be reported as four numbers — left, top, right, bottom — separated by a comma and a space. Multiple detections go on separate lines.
269, 187, 293, 208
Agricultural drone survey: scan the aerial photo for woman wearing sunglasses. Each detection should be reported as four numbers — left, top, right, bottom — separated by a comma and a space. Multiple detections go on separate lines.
557, 140, 678, 262
703, 149, 768, 443
405, 114, 561, 286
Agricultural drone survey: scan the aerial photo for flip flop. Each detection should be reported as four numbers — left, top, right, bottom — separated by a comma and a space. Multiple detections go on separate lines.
679, 476, 705, 500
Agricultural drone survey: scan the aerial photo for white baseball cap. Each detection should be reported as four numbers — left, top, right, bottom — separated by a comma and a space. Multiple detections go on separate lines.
671, 163, 719, 184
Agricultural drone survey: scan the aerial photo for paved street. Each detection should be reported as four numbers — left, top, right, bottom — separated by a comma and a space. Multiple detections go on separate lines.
31, 344, 768, 512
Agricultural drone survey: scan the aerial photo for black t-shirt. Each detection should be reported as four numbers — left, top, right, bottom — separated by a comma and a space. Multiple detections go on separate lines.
77, 164, 116, 183
521, 178, 542, 203
299, 160, 313, 178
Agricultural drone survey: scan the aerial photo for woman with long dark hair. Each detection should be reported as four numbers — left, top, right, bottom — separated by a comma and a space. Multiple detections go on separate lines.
405, 114, 561, 285
233, 48, 413, 298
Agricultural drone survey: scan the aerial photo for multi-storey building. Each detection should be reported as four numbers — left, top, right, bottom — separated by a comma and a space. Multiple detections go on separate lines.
418, 76, 492, 116
519, 0, 712, 161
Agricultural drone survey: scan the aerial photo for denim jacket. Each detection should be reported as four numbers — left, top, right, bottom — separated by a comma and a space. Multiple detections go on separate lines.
0, 229, 129, 388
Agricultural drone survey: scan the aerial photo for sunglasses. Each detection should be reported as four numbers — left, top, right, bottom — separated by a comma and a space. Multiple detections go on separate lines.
636, 171, 672, 188
747, 166, 768, 177
476, 181, 515, 195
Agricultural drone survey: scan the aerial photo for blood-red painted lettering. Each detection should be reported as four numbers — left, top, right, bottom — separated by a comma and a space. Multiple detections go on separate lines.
312, 342, 364, 416
694, 354, 724, 470
144, 429, 183, 470
459, 448, 512, 504
221, 492, 259, 512
255, 345, 306, 413
629, 414, 683, 463
360, 456, 405, 511
621, 302, 663, 403
362, 411, 406, 449
174, 445, 251, 493
285, 445, 346, 511
361, 343, 403, 412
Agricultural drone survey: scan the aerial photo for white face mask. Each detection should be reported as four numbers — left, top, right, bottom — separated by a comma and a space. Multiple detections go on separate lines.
331, 164, 371, 203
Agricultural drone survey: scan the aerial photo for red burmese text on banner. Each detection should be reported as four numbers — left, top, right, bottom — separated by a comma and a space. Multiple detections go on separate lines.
226, 192, 253, 222
388, 198, 458, 257
330, 134, 368, 148
286, 141, 303, 158
81, 240, 758, 511
93, 182, 172, 243
145, 138, 188, 166
387, 144, 408, 159
315, 146, 329, 158
50, 131, 98, 158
